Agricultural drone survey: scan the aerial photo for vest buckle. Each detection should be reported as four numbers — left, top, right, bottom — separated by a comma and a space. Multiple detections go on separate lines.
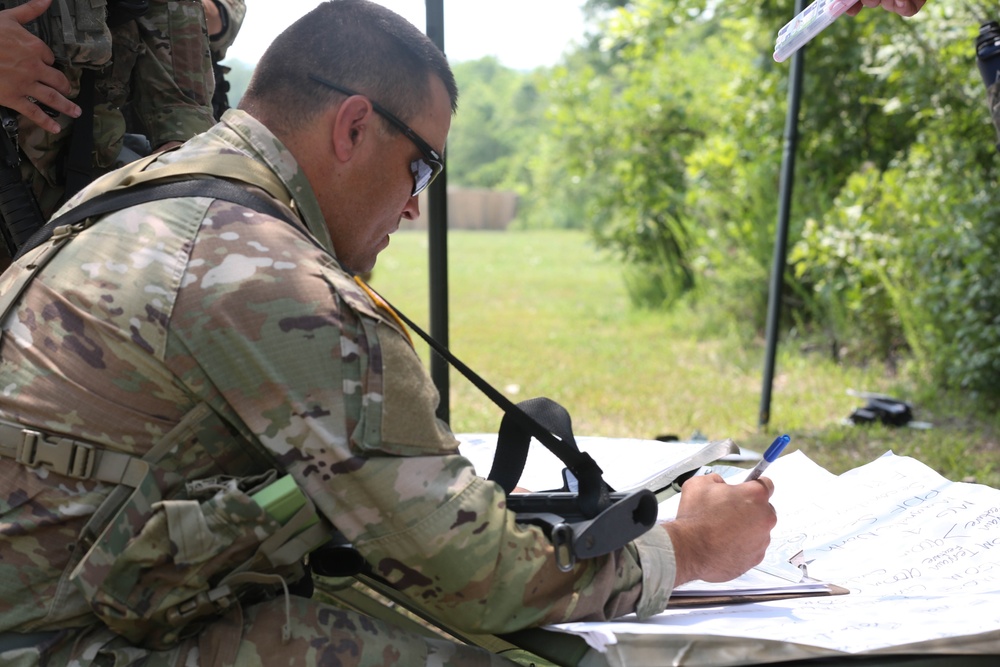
17, 429, 96, 479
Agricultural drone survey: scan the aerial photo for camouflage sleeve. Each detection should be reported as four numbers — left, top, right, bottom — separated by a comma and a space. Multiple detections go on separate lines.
132, 0, 216, 147
209, 0, 246, 59
165, 203, 677, 634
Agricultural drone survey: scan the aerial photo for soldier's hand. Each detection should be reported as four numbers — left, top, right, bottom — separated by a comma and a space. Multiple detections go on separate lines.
0, 0, 81, 133
662, 473, 777, 586
845, 0, 927, 18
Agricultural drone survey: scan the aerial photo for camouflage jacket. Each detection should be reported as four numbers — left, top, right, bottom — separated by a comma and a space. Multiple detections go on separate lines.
18, 0, 216, 219
0, 110, 676, 637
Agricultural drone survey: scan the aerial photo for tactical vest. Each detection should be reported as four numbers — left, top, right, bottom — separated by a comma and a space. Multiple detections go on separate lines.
0, 152, 332, 649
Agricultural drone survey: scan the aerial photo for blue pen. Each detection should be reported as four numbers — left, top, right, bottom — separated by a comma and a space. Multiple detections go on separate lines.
745, 434, 791, 481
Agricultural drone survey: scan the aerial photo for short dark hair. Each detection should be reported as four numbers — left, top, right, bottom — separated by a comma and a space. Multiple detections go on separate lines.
240, 0, 458, 137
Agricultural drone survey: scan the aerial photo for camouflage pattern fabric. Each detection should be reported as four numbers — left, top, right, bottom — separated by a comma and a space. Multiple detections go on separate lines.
0, 597, 518, 666
0, 109, 676, 664
6, 0, 115, 69
17, 0, 216, 219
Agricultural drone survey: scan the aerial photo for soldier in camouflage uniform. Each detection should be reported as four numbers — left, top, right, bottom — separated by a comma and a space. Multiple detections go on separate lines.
0, 0, 217, 271
0, 1, 777, 665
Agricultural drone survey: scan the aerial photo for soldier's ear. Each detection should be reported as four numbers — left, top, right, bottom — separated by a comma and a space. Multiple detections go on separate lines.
331, 95, 376, 163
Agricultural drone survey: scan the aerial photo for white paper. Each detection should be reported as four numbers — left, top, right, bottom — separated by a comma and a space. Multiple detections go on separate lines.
550, 450, 1000, 656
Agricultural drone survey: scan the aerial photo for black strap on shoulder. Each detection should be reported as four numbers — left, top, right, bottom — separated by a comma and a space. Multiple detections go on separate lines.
492, 397, 578, 494
14, 178, 298, 261
384, 305, 660, 570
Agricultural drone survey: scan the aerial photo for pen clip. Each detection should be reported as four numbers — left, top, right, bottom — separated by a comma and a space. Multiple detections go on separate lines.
789, 550, 815, 581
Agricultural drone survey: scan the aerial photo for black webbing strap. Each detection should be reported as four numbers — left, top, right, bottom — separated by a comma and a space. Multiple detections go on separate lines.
14, 178, 297, 261
492, 397, 577, 494
388, 308, 613, 519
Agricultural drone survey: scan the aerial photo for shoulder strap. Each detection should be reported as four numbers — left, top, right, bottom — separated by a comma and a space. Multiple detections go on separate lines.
15, 175, 298, 262
100, 153, 293, 206
1, 178, 303, 362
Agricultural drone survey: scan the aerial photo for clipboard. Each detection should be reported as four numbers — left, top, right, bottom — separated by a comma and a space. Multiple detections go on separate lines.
667, 554, 849, 609
668, 582, 850, 608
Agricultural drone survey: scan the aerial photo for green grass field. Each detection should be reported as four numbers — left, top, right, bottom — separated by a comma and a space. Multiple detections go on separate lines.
369, 229, 1000, 486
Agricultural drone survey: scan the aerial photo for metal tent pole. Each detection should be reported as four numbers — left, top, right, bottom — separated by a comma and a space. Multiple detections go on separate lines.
759, 0, 806, 428
425, 0, 450, 422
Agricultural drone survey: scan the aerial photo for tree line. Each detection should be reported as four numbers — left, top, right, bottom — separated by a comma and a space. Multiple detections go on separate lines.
446, 0, 1000, 400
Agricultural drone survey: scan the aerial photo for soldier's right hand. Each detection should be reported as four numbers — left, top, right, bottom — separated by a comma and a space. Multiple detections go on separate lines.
661, 473, 777, 587
0, 0, 81, 133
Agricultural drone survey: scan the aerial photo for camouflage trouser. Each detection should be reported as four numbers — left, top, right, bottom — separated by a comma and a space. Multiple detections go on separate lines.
1, 597, 518, 666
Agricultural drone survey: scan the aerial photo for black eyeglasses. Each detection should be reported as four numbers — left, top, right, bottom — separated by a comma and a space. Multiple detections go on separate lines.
308, 73, 443, 197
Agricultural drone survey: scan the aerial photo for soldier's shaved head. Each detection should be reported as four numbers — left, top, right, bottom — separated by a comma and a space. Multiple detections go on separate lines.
240, 0, 458, 140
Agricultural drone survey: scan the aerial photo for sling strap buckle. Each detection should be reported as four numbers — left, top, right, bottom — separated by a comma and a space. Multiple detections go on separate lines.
18, 429, 96, 479
49, 223, 80, 242
165, 584, 237, 627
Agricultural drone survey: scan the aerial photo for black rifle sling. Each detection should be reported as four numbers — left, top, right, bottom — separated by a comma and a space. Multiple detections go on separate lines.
16, 177, 631, 530
494, 397, 579, 494
381, 311, 659, 567
387, 306, 613, 519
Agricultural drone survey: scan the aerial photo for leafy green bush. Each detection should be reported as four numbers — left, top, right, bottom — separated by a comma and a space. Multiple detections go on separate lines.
789, 169, 907, 363
792, 132, 1000, 395
443, 1, 1000, 399
905, 188, 1000, 394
